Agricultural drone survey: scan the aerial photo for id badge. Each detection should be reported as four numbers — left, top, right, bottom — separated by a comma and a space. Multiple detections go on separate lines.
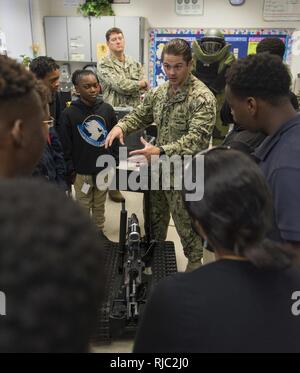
81, 183, 91, 195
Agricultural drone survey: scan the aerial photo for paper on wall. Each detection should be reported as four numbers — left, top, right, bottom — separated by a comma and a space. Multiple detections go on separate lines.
97, 43, 109, 61
71, 53, 85, 61
264, 0, 300, 21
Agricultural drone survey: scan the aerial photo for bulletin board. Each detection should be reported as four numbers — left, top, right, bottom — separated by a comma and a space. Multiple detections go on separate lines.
149, 28, 295, 87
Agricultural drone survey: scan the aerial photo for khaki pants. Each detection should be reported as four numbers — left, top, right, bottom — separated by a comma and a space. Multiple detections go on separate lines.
74, 174, 107, 231
203, 248, 216, 265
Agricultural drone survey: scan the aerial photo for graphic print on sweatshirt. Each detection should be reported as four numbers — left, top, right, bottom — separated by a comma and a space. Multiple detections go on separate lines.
77, 115, 108, 147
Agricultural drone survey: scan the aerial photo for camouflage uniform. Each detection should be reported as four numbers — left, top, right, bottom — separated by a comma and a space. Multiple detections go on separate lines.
117, 74, 216, 263
97, 55, 145, 108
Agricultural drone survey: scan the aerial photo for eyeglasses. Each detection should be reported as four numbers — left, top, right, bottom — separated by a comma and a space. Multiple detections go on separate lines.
43, 117, 55, 128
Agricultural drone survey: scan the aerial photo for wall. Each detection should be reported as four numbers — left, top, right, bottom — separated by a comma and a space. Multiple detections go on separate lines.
35, 0, 300, 79
0, 0, 33, 59
30, 0, 50, 56
47, 0, 300, 28
0, 0, 50, 58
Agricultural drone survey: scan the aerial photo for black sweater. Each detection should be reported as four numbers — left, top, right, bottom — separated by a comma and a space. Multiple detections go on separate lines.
134, 259, 300, 353
60, 98, 117, 175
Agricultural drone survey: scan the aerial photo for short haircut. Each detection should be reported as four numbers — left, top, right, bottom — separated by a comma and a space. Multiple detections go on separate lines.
183, 148, 296, 269
226, 53, 291, 105
0, 179, 105, 353
106, 27, 123, 42
29, 56, 60, 79
161, 38, 192, 64
71, 69, 99, 86
256, 37, 286, 60
0, 55, 37, 103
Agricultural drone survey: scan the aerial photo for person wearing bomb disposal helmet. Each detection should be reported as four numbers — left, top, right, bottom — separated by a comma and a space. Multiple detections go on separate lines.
192, 30, 235, 145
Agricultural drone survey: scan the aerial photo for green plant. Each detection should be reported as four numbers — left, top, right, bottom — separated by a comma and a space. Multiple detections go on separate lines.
20, 55, 31, 67
78, 0, 114, 17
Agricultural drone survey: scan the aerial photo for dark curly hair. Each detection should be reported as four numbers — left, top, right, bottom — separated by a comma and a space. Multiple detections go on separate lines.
183, 148, 297, 269
256, 37, 286, 60
0, 179, 106, 353
0, 55, 37, 102
29, 56, 60, 79
226, 53, 291, 105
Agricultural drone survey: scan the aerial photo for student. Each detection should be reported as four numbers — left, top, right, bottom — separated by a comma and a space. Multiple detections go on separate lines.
33, 80, 67, 190
0, 179, 105, 353
134, 149, 300, 353
30, 57, 67, 188
60, 70, 117, 232
221, 37, 299, 155
226, 53, 300, 248
0, 56, 47, 178
29, 56, 68, 134
256, 37, 286, 58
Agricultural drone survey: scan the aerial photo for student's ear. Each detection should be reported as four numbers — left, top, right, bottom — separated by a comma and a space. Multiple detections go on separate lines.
74, 85, 80, 95
247, 97, 258, 117
10, 119, 24, 147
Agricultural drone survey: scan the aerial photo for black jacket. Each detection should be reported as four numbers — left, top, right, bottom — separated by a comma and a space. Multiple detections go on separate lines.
60, 98, 117, 175
134, 260, 300, 353
49, 91, 71, 136
33, 127, 67, 189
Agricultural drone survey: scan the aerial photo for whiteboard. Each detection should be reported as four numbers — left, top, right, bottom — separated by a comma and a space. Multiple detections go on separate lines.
264, 0, 300, 21
0, 0, 33, 59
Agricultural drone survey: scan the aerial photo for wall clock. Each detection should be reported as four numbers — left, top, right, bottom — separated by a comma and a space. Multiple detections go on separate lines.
229, 0, 246, 5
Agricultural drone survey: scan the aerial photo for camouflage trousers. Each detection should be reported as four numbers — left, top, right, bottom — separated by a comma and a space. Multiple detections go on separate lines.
74, 174, 107, 231
148, 190, 203, 263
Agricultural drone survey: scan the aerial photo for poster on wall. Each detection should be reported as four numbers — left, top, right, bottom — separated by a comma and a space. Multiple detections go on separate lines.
263, 0, 300, 21
175, 0, 204, 15
149, 28, 294, 87
97, 43, 109, 60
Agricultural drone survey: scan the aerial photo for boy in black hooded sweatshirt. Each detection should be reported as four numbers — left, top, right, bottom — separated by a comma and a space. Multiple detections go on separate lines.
60, 70, 117, 232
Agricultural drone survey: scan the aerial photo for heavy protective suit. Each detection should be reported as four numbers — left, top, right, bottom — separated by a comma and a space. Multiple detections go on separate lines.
192, 30, 235, 145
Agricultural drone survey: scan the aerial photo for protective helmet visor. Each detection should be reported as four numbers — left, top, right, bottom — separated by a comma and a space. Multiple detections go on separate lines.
200, 40, 224, 54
